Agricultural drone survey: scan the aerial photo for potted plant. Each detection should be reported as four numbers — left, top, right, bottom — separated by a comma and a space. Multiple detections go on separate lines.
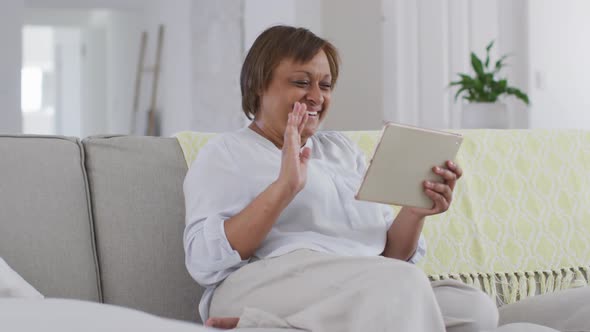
450, 41, 529, 129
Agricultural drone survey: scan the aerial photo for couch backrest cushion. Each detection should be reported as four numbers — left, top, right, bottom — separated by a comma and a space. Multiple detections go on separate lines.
0, 135, 101, 301
83, 136, 200, 322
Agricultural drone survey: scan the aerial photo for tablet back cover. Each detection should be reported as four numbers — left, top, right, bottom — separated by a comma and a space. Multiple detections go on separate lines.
355, 123, 463, 209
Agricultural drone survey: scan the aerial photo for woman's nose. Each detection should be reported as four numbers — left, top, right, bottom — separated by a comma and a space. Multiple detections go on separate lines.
306, 84, 324, 105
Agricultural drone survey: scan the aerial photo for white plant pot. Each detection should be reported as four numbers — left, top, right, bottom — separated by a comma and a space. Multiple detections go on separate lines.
461, 102, 509, 129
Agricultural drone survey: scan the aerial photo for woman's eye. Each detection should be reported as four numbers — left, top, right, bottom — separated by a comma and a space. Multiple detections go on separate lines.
294, 80, 310, 87
320, 83, 332, 90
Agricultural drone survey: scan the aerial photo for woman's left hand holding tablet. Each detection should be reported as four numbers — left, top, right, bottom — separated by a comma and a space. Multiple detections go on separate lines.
406, 160, 463, 217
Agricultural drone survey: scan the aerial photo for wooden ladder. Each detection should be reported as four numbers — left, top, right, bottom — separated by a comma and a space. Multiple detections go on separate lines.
131, 24, 165, 136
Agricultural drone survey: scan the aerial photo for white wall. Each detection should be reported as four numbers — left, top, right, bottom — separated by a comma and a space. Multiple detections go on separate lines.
22, 26, 83, 136
22, 26, 54, 70
15, 1, 179, 137
186, 0, 530, 132
261, 0, 529, 132
7, 0, 585, 135
104, 11, 142, 135
24, 8, 93, 26
242, 0, 322, 50
21, 26, 56, 135
295, 0, 322, 36
23, 9, 127, 138
321, 0, 384, 130
189, 0, 243, 133
54, 27, 81, 137
416, 0, 451, 129
137, 0, 192, 136
382, 0, 419, 127
498, 0, 530, 128
23, 0, 145, 11
378, 0, 530, 130
80, 20, 108, 136
243, 0, 296, 52
239, 0, 322, 129
21, 1, 187, 137
528, 0, 590, 129
446, 0, 471, 129
0, 0, 24, 133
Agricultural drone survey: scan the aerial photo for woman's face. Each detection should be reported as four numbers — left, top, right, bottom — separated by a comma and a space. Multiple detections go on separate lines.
257, 50, 333, 139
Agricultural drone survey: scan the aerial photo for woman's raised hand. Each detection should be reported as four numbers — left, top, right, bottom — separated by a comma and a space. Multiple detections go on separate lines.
277, 102, 311, 195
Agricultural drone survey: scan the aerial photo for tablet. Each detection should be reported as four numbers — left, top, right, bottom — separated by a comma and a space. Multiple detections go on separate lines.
355, 122, 463, 209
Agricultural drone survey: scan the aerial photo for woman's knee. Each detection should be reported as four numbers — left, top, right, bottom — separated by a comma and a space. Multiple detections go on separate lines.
433, 279, 499, 332
375, 259, 433, 295
383, 258, 426, 277
499, 287, 590, 330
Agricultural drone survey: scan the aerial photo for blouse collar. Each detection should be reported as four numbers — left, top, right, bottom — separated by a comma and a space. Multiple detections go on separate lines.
243, 126, 314, 153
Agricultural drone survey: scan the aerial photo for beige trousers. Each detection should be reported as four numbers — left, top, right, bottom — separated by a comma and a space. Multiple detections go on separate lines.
210, 249, 557, 332
499, 286, 590, 331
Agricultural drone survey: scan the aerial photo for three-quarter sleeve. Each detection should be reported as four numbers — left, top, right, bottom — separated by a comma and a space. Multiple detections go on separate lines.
407, 235, 427, 264
183, 139, 250, 288
380, 199, 427, 264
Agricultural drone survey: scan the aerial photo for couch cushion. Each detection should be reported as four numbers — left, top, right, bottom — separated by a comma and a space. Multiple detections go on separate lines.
0, 135, 101, 301
0, 298, 212, 331
0, 257, 44, 298
0, 298, 300, 332
83, 136, 201, 322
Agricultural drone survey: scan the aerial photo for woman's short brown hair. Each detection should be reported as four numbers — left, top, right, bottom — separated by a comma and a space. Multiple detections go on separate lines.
240, 25, 340, 120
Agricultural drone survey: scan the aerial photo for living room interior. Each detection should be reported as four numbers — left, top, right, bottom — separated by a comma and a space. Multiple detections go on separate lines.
3, 0, 590, 137
1, 0, 589, 331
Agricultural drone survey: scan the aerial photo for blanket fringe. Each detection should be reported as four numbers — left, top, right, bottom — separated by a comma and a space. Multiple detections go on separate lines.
429, 266, 589, 306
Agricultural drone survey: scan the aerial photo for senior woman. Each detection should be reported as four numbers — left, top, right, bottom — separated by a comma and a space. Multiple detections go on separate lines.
183, 26, 563, 332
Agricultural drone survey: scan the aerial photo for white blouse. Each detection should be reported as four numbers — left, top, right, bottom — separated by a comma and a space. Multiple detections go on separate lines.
183, 127, 426, 321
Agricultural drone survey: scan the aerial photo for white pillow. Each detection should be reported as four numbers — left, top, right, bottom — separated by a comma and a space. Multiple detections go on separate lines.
0, 257, 43, 299
0, 299, 223, 332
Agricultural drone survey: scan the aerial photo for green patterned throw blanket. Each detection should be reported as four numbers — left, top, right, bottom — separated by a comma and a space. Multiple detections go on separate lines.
176, 129, 590, 305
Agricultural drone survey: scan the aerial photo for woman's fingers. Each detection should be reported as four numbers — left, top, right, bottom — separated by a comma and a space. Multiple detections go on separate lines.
433, 162, 462, 190
425, 188, 450, 212
433, 166, 457, 182
424, 181, 452, 205
285, 102, 308, 150
284, 105, 300, 147
288, 102, 305, 131
446, 160, 463, 179
298, 103, 309, 133
278, 102, 310, 194
289, 104, 298, 130
300, 146, 311, 165
418, 161, 461, 215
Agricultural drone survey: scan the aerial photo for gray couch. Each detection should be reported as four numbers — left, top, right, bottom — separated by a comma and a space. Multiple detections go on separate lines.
0, 135, 201, 322
2, 134, 587, 332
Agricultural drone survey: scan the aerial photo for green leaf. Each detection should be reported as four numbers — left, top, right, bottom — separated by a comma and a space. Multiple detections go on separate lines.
506, 87, 530, 105
494, 55, 509, 73
449, 41, 529, 105
486, 40, 495, 53
484, 73, 494, 87
485, 40, 494, 68
454, 87, 468, 101
471, 53, 485, 78
458, 73, 472, 81
490, 79, 507, 97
